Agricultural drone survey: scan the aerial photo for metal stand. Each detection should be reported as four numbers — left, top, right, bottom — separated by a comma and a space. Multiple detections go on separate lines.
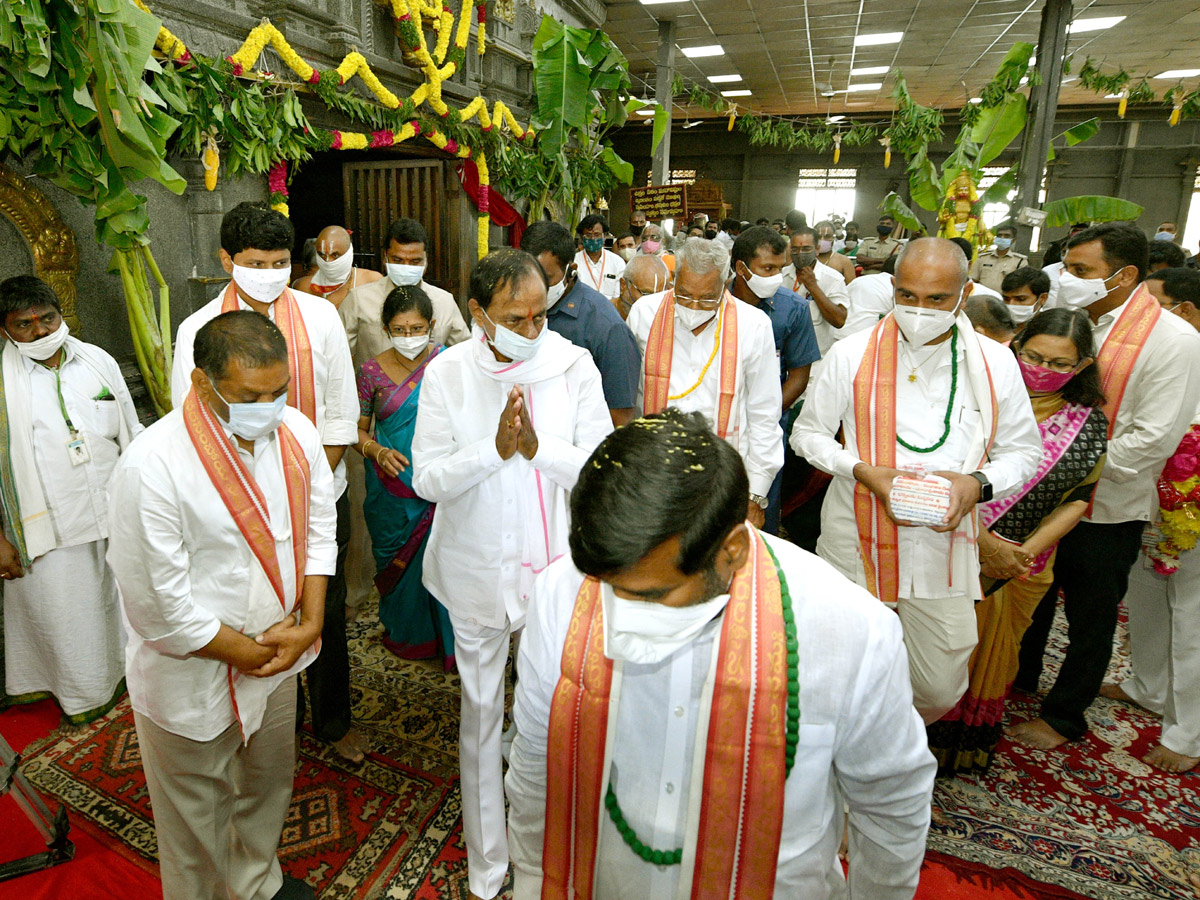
0, 733, 75, 882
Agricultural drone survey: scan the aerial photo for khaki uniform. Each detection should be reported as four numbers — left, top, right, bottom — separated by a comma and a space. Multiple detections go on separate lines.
856, 236, 902, 266
970, 249, 1028, 293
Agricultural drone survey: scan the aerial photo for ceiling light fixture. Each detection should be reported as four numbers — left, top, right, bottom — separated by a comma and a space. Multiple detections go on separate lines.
1156, 69, 1200, 79
850, 65, 889, 76
720, 89, 752, 97
1068, 16, 1126, 33
968, 97, 983, 104
635, 108, 657, 116
681, 45, 724, 58
853, 32, 903, 47
845, 82, 883, 92
708, 74, 742, 83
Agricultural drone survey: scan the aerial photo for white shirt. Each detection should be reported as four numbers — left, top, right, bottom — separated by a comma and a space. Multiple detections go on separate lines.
574, 249, 625, 300
411, 331, 612, 630
1087, 294, 1200, 523
107, 407, 337, 741
970, 281, 1003, 301
1042, 261, 1065, 307
627, 292, 784, 496
789, 260, 851, 354
341, 276, 470, 366
714, 231, 735, 252
842, 273, 895, 336
506, 533, 936, 900
170, 288, 360, 499
24, 339, 142, 547
792, 325, 1041, 599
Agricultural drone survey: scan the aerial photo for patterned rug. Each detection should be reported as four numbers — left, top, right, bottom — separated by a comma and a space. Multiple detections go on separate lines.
929, 602, 1200, 900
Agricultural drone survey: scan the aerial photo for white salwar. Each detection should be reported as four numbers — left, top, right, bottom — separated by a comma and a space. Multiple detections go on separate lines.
506, 532, 936, 900
411, 325, 612, 899
2, 337, 141, 719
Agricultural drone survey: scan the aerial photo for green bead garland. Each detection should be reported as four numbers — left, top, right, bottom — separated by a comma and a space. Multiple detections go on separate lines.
604, 544, 801, 863
896, 327, 958, 454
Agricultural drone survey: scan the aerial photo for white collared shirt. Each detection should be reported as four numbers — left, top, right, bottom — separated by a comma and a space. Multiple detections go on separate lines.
506, 533, 936, 900
107, 407, 337, 740
411, 334, 612, 630
1087, 293, 1200, 523
22, 339, 142, 547
170, 288, 360, 498
842, 273, 896, 336
627, 292, 784, 496
791, 325, 1041, 599
574, 249, 625, 300
789, 260, 851, 354
340, 277, 470, 367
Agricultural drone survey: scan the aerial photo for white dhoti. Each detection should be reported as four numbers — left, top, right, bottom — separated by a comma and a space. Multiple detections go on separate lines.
896, 594, 978, 724
1123, 552, 1200, 757
3, 539, 125, 720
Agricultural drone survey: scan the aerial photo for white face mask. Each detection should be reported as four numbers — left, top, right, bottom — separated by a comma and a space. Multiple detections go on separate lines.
391, 334, 429, 360
618, 246, 637, 262
1057, 269, 1122, 310
894, 294, 963, 346
232, 264, 291, 305
675, 302, 717, 331
818, 239, 833, 254
209, 378, 288, 441
481, 308, 545, 362
546, 277, 568, 308
387, 262, 426, 287
739, 263, 783, 300
313, 244, 354, 286
601, 580, 730, 665
5, 320, 69, 360
1005, 301, 1041, 324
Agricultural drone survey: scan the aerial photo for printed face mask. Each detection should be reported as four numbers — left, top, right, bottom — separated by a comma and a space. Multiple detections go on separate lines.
1017, 355, 1077, 394
582, 237, 604, 253
232, 264, 290, 305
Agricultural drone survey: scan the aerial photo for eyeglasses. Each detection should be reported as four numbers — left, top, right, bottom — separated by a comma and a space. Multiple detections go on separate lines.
1018, 348, 1079, 373
389, 326, 430, 337
675, 291, 723, 310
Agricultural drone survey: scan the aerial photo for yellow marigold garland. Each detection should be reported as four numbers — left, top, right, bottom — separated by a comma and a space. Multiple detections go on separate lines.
476, 151, 490, 258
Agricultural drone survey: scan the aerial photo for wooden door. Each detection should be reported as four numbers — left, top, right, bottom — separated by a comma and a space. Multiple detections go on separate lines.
342, 158, 473, 309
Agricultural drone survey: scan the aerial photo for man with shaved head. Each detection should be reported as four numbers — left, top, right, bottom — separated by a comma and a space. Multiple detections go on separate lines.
292, 225, 383, 311
793, 237, 1041, 725
616, 253, 669, 319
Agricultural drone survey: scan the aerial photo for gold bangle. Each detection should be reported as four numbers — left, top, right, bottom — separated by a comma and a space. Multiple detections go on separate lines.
363, 439, 376, 457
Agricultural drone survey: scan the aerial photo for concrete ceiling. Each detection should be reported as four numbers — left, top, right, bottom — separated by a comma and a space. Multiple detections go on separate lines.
602, 0, 1200, 119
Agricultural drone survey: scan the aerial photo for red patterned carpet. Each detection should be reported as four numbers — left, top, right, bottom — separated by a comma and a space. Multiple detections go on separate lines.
4, 600, 1192, 899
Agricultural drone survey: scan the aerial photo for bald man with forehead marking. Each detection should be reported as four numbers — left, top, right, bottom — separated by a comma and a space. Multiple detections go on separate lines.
293, 225, 383, 310
616, 254, 669, 319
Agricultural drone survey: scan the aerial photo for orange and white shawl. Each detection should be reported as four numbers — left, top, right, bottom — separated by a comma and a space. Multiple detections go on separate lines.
643, 292, 740, 439
1095, 283, 1160, 440
221, 282, 317, 424
852, 314, 998, 604
541, 527, 787, 899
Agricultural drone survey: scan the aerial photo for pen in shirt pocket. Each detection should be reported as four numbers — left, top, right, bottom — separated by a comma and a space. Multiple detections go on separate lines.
93, 387, 115, 401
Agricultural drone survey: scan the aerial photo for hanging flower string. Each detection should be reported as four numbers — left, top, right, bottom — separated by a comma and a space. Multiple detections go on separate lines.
267, 160, 289, 217
1147, 426, 1200, 575
476, 152, 491, 257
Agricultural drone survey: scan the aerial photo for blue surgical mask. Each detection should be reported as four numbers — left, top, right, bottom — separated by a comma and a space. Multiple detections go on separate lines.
209, 378, 288, 441
481, 309, 546, 362
1155, 232, 1176, 242
993, 237, 1013, 250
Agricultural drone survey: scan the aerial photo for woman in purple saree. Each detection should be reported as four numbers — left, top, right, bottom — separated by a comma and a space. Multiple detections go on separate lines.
355, 285, 455, 671
930, 308, 1107, 774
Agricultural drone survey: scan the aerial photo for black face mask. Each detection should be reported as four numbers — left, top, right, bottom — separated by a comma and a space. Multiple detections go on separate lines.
877, 224, 894, 237
705, 229, 718, 239
630, 224, 645, 238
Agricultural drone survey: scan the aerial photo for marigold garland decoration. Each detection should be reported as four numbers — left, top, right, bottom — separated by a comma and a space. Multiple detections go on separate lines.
267, 160, 289, 217
476, 151, 491, 258
1148, 425, 1200, 575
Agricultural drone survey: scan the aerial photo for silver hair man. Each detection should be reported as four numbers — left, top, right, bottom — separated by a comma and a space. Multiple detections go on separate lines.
675, 235, 731, 283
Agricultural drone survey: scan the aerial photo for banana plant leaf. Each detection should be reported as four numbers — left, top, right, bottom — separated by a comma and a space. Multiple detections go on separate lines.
881, 192, 926, 235
973, 168, 1018, 214
1047, 117, 1100, 161
601, 144, 633, 184
652, 104, 669, 154
970, 92, 1028, 168
531, 17, 591, 157
1042, 196, 1143, 227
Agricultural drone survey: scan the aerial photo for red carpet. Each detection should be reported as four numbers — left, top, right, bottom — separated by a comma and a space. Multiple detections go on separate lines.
0, 697, 1042, 900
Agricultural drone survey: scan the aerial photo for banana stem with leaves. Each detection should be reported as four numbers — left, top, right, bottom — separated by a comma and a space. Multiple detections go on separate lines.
112, 246, 173, 417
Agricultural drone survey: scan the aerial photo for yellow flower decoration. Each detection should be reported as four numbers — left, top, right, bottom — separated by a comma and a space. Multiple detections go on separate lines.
341, 132, 370, 150
271, 201, 290, 217
478, 216, 489, 258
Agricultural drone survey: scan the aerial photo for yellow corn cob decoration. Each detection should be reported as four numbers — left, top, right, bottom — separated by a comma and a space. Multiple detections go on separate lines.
1171, 94, 1184, 126
203, 135, 219, 191
1118, 87, 1129, 119
726, 103, 737, 131
833, 133, 842, 164
880, 135, 891, 169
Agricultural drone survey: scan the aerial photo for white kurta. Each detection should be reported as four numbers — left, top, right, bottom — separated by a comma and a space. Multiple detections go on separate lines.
626, 292, 784, 496
789, 260, 852, 354
3, 339, 142, 716
791, 323, 1041, 601
573, 249, 625, 300
411, 328, 613, 630
506, 532, 936, 900
107, 406, 338, 741
842, 273, 895, 337
169, 288, 360, 499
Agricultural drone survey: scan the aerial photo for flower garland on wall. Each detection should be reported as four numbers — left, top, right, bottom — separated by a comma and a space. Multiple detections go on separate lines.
1147, 426, 1200, 576
143, 0, 535, 258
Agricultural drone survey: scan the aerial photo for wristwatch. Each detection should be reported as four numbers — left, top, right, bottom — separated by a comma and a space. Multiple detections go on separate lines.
968, 471, 993, 503
749, 492, 769, 510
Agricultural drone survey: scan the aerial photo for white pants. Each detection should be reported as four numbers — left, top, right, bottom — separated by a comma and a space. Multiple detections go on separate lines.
896, 594, 978, 724
1123, 553, 1200, 757
134, 676, 297, 900
451, 612, 518, 899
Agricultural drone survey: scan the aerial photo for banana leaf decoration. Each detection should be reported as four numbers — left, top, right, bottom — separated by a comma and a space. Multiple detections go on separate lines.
1041, 196, 1144, 228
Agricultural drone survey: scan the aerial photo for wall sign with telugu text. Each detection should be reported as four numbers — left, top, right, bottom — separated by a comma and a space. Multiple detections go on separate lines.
630, 185, 688, 220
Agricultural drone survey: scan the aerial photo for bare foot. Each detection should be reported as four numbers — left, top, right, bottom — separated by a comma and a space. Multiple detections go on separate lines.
1144, 744, 1200, 773
838, 811, 849, 862
1190, 870, 1200, 898
1005, 717, 1069, 750
332, 727, 367, 764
